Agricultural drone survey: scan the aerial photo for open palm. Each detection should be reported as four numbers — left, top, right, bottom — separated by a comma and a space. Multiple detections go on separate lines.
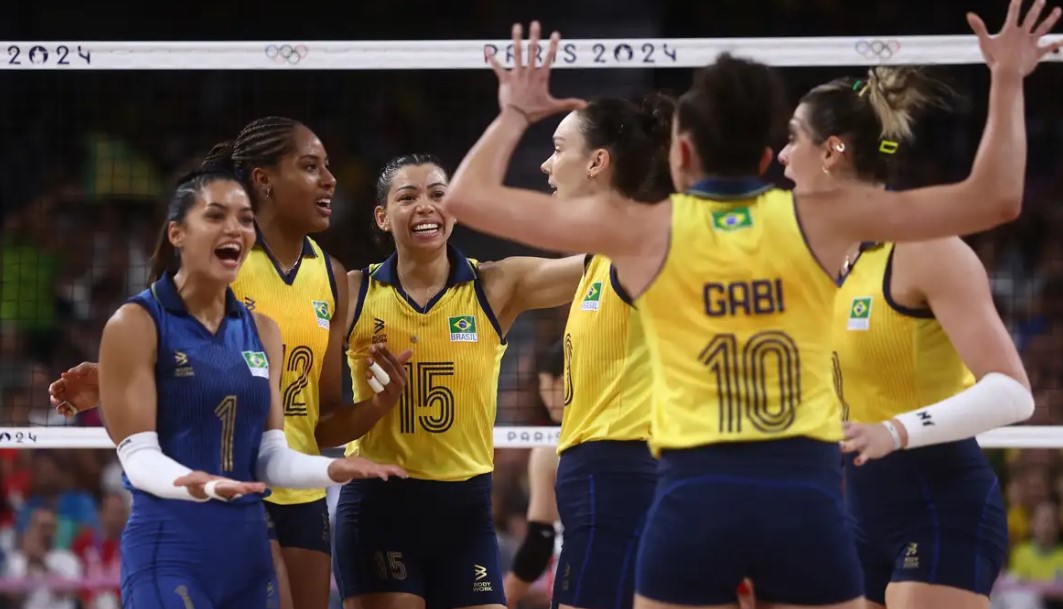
486, 21, 586, 124
968, 0, 1063, 77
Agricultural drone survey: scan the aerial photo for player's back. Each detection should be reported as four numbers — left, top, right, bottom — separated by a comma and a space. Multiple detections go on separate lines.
230, 231, 336, 506
125, 273, 272, 523
636, 178, 841, 454
634, 178, 863, 607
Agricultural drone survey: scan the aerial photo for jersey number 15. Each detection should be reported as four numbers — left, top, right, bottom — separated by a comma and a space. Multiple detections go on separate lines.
399, 361, 456, 435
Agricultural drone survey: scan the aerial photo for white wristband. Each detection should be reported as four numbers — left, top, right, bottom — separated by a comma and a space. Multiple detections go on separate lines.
882, 420, 902, 451
894, 372, 1034, 450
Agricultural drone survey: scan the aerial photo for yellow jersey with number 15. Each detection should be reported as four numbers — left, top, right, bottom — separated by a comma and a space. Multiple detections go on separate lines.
832, 243, 974, 424
557, 254, 652, 453
636, 178, 841, 456
345, 246, 507, 482
230, 230, 337, 505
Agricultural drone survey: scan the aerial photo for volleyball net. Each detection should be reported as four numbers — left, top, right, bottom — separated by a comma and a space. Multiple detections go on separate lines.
0, 35, 1061, 454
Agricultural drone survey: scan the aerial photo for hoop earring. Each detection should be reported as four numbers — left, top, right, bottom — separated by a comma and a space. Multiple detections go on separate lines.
833, 143, 846, 153
822, 166, 830, 174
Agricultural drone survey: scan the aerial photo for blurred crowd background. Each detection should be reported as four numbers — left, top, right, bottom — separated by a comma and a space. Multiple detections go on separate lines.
2, 1, 1063, 608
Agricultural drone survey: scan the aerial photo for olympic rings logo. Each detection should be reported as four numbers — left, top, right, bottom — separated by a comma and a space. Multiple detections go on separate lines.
854, 39, 901, 61
265, 44, 309, 65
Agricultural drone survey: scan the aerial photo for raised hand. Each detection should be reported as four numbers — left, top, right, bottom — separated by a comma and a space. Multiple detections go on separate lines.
49, 362, 101, 417
173, 471, 267, 501
486, 21, 586, 124
327, 455, 408, 483
967, 0, 1063, 76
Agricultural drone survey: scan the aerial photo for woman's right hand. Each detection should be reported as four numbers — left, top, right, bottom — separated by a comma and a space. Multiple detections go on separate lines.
49, 362, 101, 417
967, 0, 1063, 77
173, 471, 267, 501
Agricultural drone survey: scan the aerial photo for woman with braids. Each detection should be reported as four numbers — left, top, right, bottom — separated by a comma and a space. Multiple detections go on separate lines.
332, 153, 586, 609
441, 5, 1058, 607
50, 117, 412, 609
102, 169, 405, 609
779, 66, 1032, 609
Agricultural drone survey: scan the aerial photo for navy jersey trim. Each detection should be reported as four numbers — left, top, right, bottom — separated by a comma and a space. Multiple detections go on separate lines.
687, 177, 773, 201
349, 267, 371, 339
882, 244, 935, 319
371, 245, 477, 315
583, 254, 594, 271
609, 263, 635, 307
127, 297, 163, 359
324, 253, 339, 304
253, 224, 318, 287
472, 269, 507, 345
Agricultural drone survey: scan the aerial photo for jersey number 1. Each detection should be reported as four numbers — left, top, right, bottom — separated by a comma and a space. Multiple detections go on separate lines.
701, 331, 800, 434
215, 395, 238, 472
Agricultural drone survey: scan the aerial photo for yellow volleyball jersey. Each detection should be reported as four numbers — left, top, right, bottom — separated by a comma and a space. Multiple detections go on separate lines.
231, 230, 336, 505
636, 178, 841, 455
557, 254, 652, 452
832, 243, 974, 424
345, 246, 507, 481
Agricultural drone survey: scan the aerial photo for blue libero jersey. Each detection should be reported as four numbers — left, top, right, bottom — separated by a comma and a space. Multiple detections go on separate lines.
123, 273, 272, 522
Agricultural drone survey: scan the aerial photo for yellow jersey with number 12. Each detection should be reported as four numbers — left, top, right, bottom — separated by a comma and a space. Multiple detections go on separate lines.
230, 230, 336, 505
635, 178, 841, 456
345, 246, 507, 481
557, 254, 652, 452
831, 243, 974, 424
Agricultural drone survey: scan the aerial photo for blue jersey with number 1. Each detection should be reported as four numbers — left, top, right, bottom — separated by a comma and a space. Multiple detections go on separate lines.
119, 272, 277, 609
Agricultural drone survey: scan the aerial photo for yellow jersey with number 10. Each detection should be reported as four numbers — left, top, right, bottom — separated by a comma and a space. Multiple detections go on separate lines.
832, 243, 974, 424
635, 179, 842, 456
345, 246, 507, 481
230, 230, 336, 505
557, 254, 652, 452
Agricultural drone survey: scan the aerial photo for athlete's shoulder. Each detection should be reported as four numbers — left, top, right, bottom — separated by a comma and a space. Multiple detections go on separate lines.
894, 237, 985, 288
102, 302, 158, 350
251, 311, 281, 343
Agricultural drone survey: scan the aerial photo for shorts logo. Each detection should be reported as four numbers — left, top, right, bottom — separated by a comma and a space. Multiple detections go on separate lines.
242, 351, 270, 379
449, 315, 478, 342
903, 542, 919, 569
312, 300, 331, 330
472, 564, 492, 592
711, 207, 753, 232
581, 281, 602, 311
847, 296, 872, 331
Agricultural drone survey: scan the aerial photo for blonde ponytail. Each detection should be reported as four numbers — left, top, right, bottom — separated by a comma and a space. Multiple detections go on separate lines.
864, 67, 955, 142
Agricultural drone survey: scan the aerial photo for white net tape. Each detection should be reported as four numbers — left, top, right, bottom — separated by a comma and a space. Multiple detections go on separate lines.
0, 425, 1058, 449
0, 36, 1060, 71
3, 36, 1059, 451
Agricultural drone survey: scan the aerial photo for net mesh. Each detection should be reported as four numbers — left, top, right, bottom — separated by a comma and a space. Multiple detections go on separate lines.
0, 38, 1061, 451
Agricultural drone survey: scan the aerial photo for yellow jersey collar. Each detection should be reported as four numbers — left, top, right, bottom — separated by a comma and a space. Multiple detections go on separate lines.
372, 244, 477, 287
688, 177, 773, 201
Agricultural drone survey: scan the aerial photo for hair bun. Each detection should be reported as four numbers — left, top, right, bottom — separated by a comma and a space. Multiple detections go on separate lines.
638, 92, 676, 144
200, 140, 237, 173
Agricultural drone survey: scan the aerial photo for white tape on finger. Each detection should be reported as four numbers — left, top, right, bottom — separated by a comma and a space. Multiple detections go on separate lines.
368, 377, 385, 394
369, 362, 391, 385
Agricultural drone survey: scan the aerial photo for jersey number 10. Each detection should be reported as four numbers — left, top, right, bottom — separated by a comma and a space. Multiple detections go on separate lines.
701, 331, 801, 434
399, 361, 457, 435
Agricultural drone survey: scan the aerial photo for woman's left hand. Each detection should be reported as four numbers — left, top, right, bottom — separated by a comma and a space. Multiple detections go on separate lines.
840, 421, 902, 465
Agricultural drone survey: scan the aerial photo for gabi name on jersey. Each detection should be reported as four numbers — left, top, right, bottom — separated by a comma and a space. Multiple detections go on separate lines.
704, 279, 784, 317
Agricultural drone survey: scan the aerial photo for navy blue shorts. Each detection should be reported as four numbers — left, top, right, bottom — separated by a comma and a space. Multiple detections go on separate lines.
264, 498, 331, 555
333, 473, 504, 608
636, 438, 863, 606
121, 511, 277, 609
845, 439, 1008, 605
553, 440, 656, 609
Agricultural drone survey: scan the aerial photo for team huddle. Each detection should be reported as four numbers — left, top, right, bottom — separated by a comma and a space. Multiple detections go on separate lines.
45, 2, 1061, 609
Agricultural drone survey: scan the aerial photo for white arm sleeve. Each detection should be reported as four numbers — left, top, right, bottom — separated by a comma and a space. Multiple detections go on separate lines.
894, 372, 1034, 450
116, 431, 209, 502
255, 429, 338, 489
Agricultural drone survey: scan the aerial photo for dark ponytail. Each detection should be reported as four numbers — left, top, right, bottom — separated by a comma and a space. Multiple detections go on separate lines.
148, 170, 241, 284
577, 92, 676, 203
